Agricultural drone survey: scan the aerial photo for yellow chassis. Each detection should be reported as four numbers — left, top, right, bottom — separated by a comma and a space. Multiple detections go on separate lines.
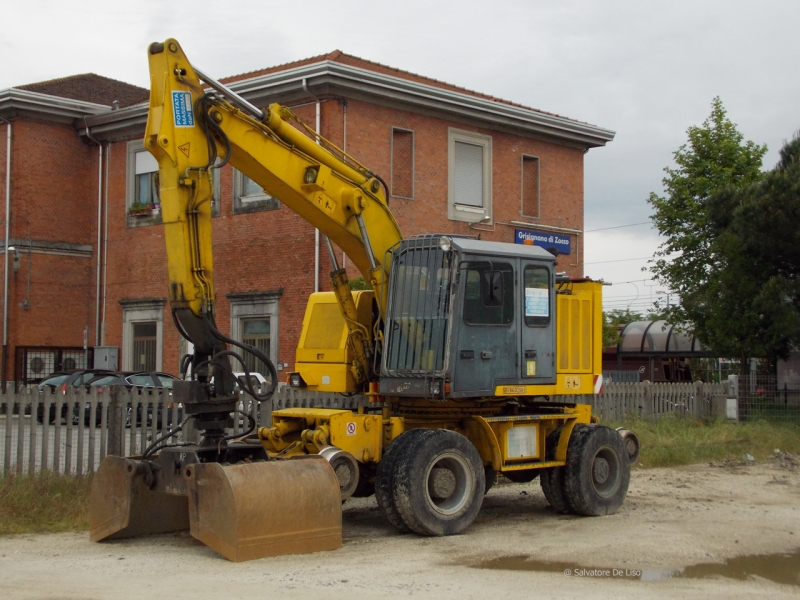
258, 402, 592, 474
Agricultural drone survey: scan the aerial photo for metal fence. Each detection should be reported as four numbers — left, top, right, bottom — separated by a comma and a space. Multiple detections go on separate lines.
737, 375, 800, 422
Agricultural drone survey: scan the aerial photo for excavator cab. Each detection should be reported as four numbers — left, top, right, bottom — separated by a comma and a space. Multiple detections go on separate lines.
380, 235, 557, 399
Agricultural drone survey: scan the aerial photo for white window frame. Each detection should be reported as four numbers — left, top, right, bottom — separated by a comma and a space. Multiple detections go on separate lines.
226, 291, 282, 369
447, 128, 492, 223
120, 299, 165, 371
391, 127, 415, 200
233, 169, 280, 214
127, 141, 221, 224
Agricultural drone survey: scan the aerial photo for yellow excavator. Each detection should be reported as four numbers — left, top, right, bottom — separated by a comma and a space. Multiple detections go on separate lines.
89, 39, 637, 562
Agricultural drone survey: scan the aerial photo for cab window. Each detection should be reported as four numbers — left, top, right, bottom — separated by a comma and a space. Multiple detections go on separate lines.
524, 266, 550, 326
463, 262, 514, 325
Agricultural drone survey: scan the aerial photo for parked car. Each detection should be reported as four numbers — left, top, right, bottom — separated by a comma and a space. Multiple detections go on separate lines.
85, 371, 181, 427
35, 370, 115, 424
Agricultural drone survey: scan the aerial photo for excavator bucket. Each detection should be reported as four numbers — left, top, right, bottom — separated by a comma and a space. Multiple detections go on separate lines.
90, 454, 342, 562
184, 456, 342, 562
89, 456, 189, 542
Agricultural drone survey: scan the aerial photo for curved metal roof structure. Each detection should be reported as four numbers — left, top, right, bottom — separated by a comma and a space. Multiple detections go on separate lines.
618, 321, 708, 355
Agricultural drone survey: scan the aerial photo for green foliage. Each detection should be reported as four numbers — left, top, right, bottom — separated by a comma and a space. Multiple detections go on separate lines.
607, 414, 800, 468
648, 97, 767, 327
0, 473, 92, 534
348, 276, 371, 290
646, 98, 800, 368
603, 309, 644, 348
697, 133, 800, 362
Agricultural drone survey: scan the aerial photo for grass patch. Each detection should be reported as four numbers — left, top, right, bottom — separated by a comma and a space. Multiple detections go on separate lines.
0, 473, 92, 535
608, 414, 800, 468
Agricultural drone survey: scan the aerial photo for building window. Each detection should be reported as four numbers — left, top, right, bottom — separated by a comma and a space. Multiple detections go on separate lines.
241, 318, 271, 376
233, 170, 280, 214
127, 141, 220, 226
132, 322, 157, 371
120, 299, 165, 371
226, 290, 283, 379
447, 128, 492, 223
391, 128, 414, 199
521, 155, 540, 219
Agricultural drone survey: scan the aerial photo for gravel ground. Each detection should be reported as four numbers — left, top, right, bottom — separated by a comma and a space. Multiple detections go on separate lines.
1, 454, 798, 599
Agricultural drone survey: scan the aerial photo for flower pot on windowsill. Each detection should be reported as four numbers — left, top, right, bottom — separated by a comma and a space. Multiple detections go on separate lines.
128, 204, 158, 218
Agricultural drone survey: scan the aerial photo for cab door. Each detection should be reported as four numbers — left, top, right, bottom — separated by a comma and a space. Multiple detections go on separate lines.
519, 261, 555, 383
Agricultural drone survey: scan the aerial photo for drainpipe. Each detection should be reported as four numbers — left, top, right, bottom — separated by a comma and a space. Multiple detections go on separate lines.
342, 99, 347, 270
1, 115, 11, 391
83, 116, 104, 351
302, 78, 321, 293
101, 144, 109, 345
84, 121, 104, 348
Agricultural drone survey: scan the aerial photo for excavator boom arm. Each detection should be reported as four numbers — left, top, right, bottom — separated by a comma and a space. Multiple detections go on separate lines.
145, 39, 403, 346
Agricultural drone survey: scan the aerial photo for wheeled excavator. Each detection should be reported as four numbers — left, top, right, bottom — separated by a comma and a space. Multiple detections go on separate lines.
89, 39, 637, 562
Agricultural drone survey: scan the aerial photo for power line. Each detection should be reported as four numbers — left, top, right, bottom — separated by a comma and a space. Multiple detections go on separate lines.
584, 256, 654, 265
584, 221, 652, 233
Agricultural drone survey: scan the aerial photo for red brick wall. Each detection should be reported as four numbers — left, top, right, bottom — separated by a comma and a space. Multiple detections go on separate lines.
0, 120, 100, 382
3, 94, 587, 381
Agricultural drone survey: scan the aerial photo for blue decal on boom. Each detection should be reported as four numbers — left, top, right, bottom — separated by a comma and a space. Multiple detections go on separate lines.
172, 91, 194, 127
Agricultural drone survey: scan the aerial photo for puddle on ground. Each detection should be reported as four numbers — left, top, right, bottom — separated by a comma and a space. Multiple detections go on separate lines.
473, 548, 800, 587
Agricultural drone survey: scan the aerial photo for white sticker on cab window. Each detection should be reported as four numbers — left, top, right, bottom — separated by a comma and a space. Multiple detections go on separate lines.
525, 287, 549, 317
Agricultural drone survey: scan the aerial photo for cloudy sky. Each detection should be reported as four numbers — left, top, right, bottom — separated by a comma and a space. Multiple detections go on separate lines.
3, 0, 797, 313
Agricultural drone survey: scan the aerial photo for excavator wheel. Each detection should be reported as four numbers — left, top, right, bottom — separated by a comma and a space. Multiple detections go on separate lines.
392, 429, 485, 536
375, 429, 434, 532
539, 429, 572, 514
563, 425, 630, 516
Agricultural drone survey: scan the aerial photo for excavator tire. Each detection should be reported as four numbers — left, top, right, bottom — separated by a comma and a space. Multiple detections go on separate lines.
375, 429, 432, 532
563, 424, 630, 516
540, 429, 572, 514
392, 429, 485, 536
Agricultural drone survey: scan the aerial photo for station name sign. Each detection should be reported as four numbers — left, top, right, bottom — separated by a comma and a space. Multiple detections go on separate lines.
514, 228, 571, 255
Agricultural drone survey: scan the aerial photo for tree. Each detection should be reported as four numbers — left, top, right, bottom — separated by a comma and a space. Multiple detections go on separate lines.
698, 134, 800, 365
602, 309, 644, 348
648, 97, 767, 326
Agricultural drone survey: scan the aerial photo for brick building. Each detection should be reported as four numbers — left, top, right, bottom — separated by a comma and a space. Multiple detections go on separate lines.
0, 52, 614, 387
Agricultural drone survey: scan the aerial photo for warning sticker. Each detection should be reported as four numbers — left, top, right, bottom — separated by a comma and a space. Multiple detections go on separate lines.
178, 143, 190, 158
172, 91, 194, 127
346, 422, 356, 436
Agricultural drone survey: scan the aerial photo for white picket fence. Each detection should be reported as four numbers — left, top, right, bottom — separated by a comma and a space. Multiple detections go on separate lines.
593, 380, 732, 421
0, 381, 730, 476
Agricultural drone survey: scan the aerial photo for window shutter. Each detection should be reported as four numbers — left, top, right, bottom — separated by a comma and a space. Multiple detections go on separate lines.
454, 141, 484, 207
135, 151, 158, 175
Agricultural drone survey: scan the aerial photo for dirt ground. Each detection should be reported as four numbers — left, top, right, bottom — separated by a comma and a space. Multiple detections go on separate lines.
1, 455, 798, 599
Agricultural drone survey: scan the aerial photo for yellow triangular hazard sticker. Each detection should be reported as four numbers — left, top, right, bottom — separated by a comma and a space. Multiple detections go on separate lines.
178, 143, 190, 158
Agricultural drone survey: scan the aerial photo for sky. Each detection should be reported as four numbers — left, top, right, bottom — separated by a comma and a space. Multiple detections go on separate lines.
2, 0, 797, 314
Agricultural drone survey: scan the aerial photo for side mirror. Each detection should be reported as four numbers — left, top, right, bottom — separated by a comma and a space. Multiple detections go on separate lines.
481, 270, 503, 306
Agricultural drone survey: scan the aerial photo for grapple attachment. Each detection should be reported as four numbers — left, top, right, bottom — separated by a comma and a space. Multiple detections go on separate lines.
185, 456, 342, 562
89, 456, 189, 542
89, 453, 342, 562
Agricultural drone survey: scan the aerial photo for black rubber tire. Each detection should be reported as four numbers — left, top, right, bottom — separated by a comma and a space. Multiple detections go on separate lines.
563, 424, 630, 516
540, 428, 572, 514
393, 429, 485, 536
375, 429, 433, 532
503, 470, 539, 483
484, 465, 497, 494
351, 463, 376, 498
